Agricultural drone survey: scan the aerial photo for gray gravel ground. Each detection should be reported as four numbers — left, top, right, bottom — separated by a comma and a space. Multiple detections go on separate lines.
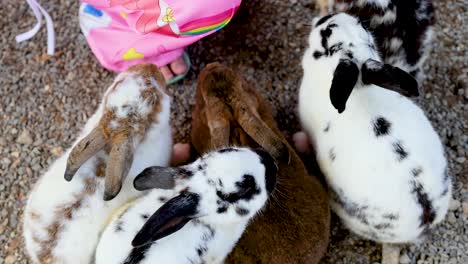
0, 0, 466, 263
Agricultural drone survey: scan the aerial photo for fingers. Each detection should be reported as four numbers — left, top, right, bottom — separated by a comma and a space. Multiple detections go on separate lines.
64, 127, 106, 181
160, 66, 173, 82
103, 136, 134, 201
169, 57, 187, 75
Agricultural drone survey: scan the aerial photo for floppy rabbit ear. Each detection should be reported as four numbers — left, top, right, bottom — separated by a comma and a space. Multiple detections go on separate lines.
329, 59, 360, 113
133, 166, 189, 191
131, 192, 199, 247
361, 59, 419, 97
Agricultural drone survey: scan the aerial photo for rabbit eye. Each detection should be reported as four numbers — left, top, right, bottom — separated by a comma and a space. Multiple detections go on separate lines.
216, 175, 260, 203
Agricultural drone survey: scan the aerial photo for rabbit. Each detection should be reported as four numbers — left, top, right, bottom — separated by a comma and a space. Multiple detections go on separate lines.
95, 147, 277, 264
191, 63, 331, 263
23, 64, 173, 264
298, 13, 450, 264
315, 0, 435, 81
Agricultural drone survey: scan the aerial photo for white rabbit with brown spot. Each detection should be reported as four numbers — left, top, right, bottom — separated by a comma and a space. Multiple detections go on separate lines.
23, 64, 172, 264
298, 13, 450, 264
95, 147, 277, 264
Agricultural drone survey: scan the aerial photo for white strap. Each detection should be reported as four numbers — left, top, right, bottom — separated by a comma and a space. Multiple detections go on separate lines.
16, 0, 55, 55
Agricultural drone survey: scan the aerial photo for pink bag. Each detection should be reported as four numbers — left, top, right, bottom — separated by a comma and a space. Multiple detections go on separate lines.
80, 0, 241, 71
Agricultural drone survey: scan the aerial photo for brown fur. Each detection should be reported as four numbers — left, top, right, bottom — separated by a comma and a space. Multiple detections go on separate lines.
65, 64, 167, 199
34, 177, 99, 263
191, 63, 330, 263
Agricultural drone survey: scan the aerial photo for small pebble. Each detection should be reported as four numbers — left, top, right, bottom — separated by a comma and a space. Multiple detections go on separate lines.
51, 146, 64, 157
16, 129, 33, 145
462, 202, 468, 218
447, 212, 457, 224
400, 253, 411, 264
4, 256, 15, 264
449, 199, 460, 211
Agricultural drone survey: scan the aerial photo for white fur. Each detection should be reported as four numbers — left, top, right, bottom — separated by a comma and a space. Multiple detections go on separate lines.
299, 13, 450, 243
23, 70, 172, 263
95, 148, 271, 264
323, 0, 434, 81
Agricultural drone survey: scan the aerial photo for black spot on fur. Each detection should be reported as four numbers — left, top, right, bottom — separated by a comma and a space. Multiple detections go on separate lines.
344, 50, 354, 59
374, 223, 392, 230
158, 196, 168, 203
123, 243, 152, 264
254, 149, 277, 194
321, 27, 332, 49
178, 168, 194, 179
313, 50, 324, 59
217, 205, 228, 214
411, 180, 436, 227
216, 174, 261, 203
373, 117, 391, 137
324, 122, 331, 132
329, 148, 336, 161
141, 213, 150, 220
329, 42, 344, 56
207, 179, 216, 186
383, 213, 399, 220
217, 179, 223, 187
235, 207, 250, 216
412, 167, 423, 177
115, 220, 124, 232
392, 141, 408, 161
218, 148, 240, 153
315, 14, 333, 27
316, 22, 344, 59
331, 188, 369, 225
196, 245, 207, 257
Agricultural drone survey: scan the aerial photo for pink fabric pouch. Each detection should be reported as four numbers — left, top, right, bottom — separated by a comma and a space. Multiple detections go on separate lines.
80, 0, 241, 72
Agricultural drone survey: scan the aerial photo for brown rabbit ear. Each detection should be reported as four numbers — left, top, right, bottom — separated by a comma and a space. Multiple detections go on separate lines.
234, 105, 290, 163
103, 136, 134, 201
362, 59, 419, 97
199, 63, 290, 163
64, 127, 107, 181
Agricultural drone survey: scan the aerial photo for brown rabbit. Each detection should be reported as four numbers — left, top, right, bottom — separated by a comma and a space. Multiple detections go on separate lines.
191, 63, 330, 263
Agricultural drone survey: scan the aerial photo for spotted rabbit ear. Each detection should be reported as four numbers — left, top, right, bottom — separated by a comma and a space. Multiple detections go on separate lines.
132, 192, 200, 247
64, 127, 107, 181
362, 59, 419, 97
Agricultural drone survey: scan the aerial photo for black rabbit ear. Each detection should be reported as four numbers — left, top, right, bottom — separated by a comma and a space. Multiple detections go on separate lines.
330, 59, 360, 113
134, 167, 193, 191
361, 59, 419, 97
131, 192, 200, 248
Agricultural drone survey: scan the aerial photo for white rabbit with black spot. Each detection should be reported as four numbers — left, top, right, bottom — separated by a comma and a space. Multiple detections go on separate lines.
298, 13, 450, 264
95, 147, 277, 264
